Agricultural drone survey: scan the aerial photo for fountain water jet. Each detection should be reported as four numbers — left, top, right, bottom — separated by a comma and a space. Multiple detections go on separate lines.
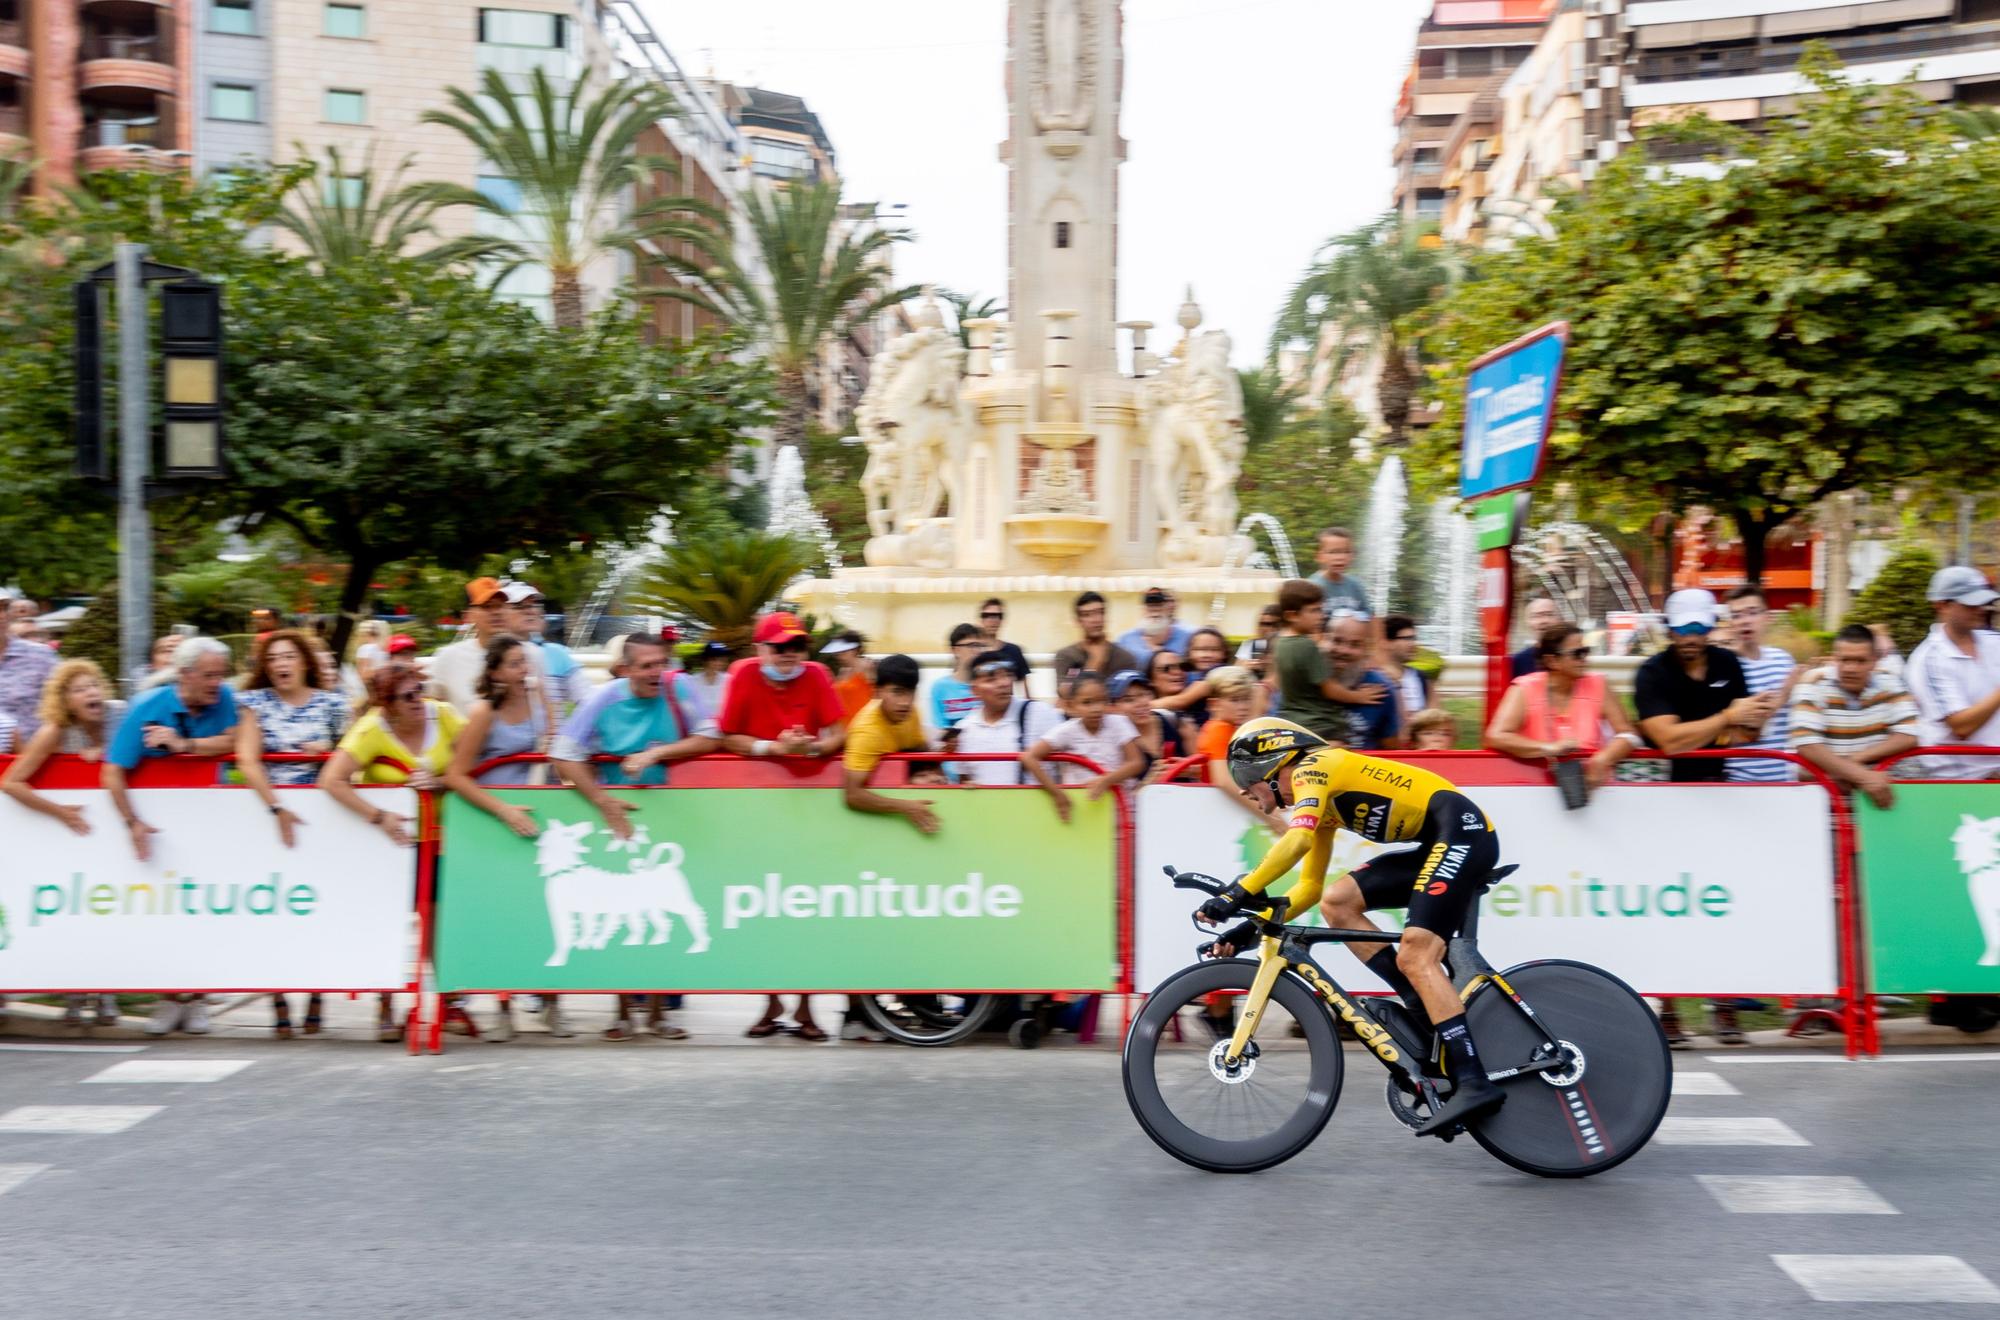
1425, 496, 1478, 655
1362, 457, 1407, 617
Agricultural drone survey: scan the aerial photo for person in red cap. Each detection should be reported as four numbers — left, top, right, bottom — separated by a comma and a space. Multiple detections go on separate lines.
719, 611, 846, 1041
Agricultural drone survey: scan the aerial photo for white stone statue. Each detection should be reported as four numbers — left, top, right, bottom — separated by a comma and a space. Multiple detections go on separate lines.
855, 326, 970, 567
1145, 330, 1245, 568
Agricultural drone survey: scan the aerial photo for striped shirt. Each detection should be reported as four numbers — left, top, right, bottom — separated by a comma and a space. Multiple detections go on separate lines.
1787, 668, 1920, 761
1904, 625, 2000, 780
1727, 645, 1797, 782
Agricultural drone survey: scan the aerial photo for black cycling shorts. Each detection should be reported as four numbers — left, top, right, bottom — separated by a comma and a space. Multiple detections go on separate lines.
1350, 790, 1498, 937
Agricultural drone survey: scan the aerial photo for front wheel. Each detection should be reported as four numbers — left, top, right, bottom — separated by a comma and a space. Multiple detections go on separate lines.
1122, 959, 1343, 1173
1465, 959, 1672, 1178
855, 993, 1000, 1046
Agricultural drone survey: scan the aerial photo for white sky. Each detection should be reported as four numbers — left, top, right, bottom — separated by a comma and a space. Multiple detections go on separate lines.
637, 0, 1432, 366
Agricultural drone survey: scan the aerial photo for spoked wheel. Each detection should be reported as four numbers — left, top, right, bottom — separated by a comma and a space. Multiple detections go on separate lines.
1465, 960, 1672, 1178
1123, 960, 1343, 1173
856, 993, 1000, 1047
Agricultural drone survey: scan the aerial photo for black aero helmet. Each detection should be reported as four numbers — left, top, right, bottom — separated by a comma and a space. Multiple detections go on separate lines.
1226, 717, 1326, 793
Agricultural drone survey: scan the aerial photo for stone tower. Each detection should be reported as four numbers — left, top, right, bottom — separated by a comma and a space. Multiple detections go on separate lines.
1001, 0, 1125, 376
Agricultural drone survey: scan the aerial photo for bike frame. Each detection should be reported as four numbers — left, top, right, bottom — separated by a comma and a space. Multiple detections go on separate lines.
1219, 895, 1568, 1095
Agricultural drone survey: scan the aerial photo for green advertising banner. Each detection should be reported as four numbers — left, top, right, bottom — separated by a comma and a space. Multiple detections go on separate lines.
435, 789, 1118, 992
1858, 785, 2000, 994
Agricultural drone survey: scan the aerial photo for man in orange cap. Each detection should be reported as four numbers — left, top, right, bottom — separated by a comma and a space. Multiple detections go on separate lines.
429, 576, 546, 714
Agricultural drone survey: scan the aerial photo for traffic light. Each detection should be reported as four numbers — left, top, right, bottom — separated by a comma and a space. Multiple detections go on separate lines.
159, 278, 225, 478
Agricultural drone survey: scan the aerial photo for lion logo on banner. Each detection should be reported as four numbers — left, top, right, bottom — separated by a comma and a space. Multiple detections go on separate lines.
1951, 814, 2000, 967
535, 819, 711, 967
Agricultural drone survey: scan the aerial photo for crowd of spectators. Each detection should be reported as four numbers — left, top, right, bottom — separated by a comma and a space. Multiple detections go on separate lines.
1, 551, 1996, 1044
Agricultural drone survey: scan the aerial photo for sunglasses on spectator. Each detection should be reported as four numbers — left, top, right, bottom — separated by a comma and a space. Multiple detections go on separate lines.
393, 689, 424, 704
1669, 622, 1712, 637
980, 612, 1004, 622
1560, 646, 1590, 660
972, 661, 1014, 677
776, 640, 810, 655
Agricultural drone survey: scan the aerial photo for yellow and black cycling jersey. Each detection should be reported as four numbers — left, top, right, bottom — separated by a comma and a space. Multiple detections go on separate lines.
1237, 747, 1494, 932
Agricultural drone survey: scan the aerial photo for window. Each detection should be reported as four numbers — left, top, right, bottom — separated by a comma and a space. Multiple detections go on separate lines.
323, 3, 365, 37
477, 8, 566, 48
1054, 220, 1070, 249
1412, 145, 1441, 167
208, 83, 257, 121
324, 88, 366, 123
1455, 47, 1492, 77
748, 137, 814, 180
210, 0, 255, 35
323, 175, 363, 207
476, 174, 522, 213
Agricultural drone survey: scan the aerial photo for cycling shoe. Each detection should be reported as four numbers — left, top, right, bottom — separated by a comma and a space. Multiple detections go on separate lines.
1414, 1074, 1505, 1137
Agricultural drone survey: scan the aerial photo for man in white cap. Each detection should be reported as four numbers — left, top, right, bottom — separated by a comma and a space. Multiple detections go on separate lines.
1904, 565, 2000, 780
1632, 588, 1776, 784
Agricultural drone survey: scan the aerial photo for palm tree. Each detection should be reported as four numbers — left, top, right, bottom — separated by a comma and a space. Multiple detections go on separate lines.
939, 287, 1003, 350
1236, 365, 1301, 452
273, 144, 509, 268
1945, 105, 2000, 139
1271, 215, 1462, 448
627, 531, 815, 653
648, 180, 920, 449
421, 67, 698, 329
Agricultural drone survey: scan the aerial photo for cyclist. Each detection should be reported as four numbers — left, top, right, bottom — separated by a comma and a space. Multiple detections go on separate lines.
1197, 716, 1505, 1135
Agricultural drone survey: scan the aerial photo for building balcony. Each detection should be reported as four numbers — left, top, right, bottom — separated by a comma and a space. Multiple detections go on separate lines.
0, 20, 26, 79
77, 110, 184, 173
78, 31, 177, 95
0, 105, 25, 152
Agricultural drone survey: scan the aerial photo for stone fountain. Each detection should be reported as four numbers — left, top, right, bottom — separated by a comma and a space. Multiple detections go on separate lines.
786, 0, 1279, 653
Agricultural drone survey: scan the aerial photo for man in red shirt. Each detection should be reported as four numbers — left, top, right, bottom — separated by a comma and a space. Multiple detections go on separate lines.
720, 612, 848, 1040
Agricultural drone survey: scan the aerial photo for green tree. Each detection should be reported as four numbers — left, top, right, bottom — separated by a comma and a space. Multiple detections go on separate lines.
1846, 541, 1942, 653
220, 255, 772, 653
421, 68, 692, 329
1272, 216, 1462, 448
648, 180, 920, 450
1237, 366, 1302, 451
1235, 400, 1368, 572
273, 144, 510, 268
1418, 52, 2000, 584
628, 530, 814, 652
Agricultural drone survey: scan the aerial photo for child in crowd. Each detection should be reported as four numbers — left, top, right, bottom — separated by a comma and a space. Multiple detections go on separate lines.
1021, 672, 1146, 822
1408, 707, 1458, 751
823, 630, 875, 722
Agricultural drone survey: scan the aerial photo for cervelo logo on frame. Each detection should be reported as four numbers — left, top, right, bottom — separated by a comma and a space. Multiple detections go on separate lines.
532, 816, 1028, 968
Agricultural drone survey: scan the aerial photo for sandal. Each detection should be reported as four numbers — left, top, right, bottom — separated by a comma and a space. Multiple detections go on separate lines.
746, 1018, 783, 1038
794, 1020, 828, 1042
302, 994, 323, 1036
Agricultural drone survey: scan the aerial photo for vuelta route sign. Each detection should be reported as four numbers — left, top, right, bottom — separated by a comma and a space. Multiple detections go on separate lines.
433, 789, 1119, 992
1858, 786, 2000, 994
1134, 783, 1837, 995
1460, 321, 1568, 502
0, 788, 416, 990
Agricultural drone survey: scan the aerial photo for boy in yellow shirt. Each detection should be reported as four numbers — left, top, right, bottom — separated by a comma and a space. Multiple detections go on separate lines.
841, 653, 937, 835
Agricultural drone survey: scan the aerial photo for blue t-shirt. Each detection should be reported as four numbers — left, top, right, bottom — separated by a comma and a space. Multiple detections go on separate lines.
551, 675, 707, 785
1115, 623, 1197, 670
1338, 668, 1402, 750
108, 683, 240, 770
929, 676, 979, 734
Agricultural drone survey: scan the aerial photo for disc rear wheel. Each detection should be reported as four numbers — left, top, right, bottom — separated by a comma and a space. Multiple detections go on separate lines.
1464, 960, 1671, 1177
1123, 960, 1342, 1173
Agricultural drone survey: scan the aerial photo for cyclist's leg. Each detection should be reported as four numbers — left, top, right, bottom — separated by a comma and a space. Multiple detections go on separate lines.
1331, 844, 1431, 1022
1396, 793, 1505, 1130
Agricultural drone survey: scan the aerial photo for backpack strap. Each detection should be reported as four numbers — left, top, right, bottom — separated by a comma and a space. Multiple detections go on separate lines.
1016, 698, 1039, 784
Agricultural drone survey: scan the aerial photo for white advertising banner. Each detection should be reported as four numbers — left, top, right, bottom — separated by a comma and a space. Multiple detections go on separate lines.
0, 789, 417, 990
1135, 783, 1838, 996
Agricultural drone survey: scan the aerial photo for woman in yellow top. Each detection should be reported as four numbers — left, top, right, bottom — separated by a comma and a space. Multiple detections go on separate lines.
317, 660, 465, 1043
318, 660, 465, 848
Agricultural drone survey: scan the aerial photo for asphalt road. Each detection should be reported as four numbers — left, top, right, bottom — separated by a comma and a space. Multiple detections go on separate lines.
3, 1040, 1998, 1319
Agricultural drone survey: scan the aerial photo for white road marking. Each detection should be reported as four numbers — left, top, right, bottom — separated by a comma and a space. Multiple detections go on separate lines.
1699, 1176, 1897, 1215
82, 1060, 253, 1085
1707, 1053, 2000, 1063
0, 1165, 50, 1196
1657, 1117, 1810, 1146
0, 1106, 162, 1134
1774, 1255, 2000, 1303
1671, 1071, 1740, 1096
0, 1044, 148, 1054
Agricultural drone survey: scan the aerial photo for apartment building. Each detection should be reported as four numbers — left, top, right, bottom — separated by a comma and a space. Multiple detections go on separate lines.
1392, 0, 1554, 224
4, 0, 197, 193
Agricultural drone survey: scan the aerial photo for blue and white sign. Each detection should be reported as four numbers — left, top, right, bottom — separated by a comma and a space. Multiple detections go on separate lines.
1460, 322, 1567, 500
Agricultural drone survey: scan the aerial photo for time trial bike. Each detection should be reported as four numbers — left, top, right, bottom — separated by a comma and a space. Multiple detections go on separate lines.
1122, 862, 1672, 1175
